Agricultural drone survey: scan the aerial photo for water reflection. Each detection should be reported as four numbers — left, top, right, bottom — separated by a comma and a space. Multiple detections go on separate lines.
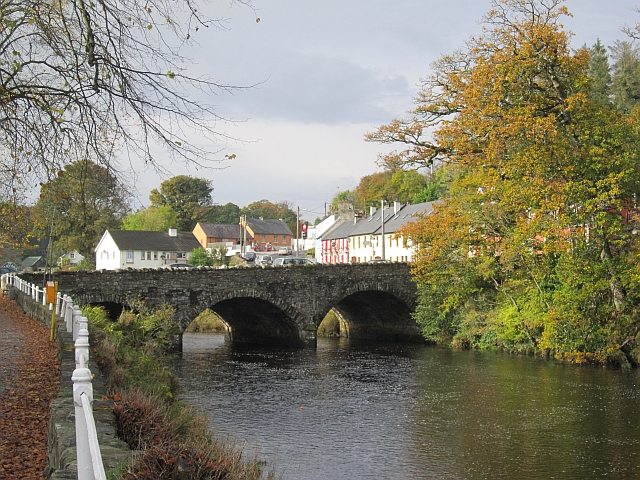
171, 334, 640, 480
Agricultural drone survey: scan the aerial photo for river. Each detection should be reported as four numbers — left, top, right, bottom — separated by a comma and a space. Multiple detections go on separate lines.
170, 333, 640, 479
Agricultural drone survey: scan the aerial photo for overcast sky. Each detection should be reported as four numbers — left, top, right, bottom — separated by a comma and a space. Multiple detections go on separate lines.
129, 0, 638, 222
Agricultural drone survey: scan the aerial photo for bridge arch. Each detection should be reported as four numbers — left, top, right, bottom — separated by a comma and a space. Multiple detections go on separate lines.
187, 289, 307, 347
317, 281, 421, 342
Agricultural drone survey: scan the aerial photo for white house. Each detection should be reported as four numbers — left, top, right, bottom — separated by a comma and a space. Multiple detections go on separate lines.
348, 201, 437, 263
318, 201, 437, 264
58, 250, 85, 268
95, 227, 201, 270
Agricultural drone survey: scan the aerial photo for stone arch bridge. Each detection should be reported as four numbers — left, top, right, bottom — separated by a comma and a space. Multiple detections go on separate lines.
20, 263, 421, 347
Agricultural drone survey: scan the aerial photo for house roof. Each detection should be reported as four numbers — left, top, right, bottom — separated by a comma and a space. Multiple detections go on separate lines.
323, 221, 359, 240
104, 230, 201, 252
22, 256, 44, 268
246, 218, 293, 235
382, 201, 438, 233
324, 201, 440, 239
197, 223, 241, 239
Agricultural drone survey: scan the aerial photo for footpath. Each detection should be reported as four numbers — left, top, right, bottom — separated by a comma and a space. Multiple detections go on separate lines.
0, 295, 60, 479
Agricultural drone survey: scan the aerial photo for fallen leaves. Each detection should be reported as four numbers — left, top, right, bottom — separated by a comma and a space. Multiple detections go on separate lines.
0, 295, 60, 479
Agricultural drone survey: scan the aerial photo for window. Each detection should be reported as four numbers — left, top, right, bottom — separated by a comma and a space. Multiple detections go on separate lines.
70, 253, 75, 259
262, 234, 266, 242
282, 235, 286, 243
154, 252, 158, 260
177, 252, 186, 259
126, 251, 134, 263
146, 251, 152, 260
141, 251, 145, 260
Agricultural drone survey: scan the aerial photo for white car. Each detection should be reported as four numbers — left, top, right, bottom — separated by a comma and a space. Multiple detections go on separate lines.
273, 257, 314, 266
277, 247, 292, 255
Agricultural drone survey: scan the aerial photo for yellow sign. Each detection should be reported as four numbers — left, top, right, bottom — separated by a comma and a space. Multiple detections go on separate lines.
46, 281, 57, 304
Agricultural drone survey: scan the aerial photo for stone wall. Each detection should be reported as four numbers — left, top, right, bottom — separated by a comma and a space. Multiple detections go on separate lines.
12, 288, 131, 479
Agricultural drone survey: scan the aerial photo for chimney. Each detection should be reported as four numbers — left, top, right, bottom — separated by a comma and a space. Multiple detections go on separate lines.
369, 206, 377, 216
168, 227, 177, 237
394, 201, 401, 215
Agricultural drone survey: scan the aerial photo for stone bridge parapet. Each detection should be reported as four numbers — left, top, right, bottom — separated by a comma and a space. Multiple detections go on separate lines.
20, 263, 420, 347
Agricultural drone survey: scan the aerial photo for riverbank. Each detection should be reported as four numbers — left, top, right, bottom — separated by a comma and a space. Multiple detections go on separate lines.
85, 305, 273, 479
0, 295, 59, 479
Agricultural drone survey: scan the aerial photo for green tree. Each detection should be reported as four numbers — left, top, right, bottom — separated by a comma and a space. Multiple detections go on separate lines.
386, 169, 428, 203
149, 176, 213, 231
122, 205, 178, 231
374, 0, 640, 365
189, 246, 229, 266
610, 41, 640, 113
33, 160, 130, 258
189, 247, 214, 267
202, 202, 242, 224
412, 166, 451, 203
587, 39, 612, 104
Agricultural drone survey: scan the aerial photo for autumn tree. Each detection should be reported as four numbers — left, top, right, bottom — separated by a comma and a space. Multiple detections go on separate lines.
149, 176, 213, 231
372, 0, 640, 365
33, 160, 130, 259
242, 200, 297, 235
0, 0, 250, 244
355, 172, 392, 208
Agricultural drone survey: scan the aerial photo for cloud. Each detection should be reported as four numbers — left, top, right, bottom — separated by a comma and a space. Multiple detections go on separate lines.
218, 52, 413, 124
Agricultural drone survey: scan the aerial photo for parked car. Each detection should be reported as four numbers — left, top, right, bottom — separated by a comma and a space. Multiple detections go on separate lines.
278, 246, 292, 255
256, 255, 273, 265
161, 263, 194, 269
242, 251, 256, 262
273, 257, 315, 266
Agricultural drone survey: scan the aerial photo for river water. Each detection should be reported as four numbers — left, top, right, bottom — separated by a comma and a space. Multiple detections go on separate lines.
171, 333, 640, 479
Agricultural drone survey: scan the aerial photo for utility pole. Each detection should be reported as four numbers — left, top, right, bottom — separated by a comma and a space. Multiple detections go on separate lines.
380, 199, 385, 261
296, 206, 300, 257
240, 214, 246, 256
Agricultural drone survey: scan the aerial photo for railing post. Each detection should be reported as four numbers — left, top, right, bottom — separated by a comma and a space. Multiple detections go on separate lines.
64, 296, 74, 333
72, 364, 94, 480
73, 306, 83, 341
75, 325, 90, 368
55, 292, 62, 315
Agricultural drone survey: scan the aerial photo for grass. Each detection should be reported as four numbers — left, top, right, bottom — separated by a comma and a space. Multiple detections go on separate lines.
185, 309, 228, 333
317, 309, 342, 337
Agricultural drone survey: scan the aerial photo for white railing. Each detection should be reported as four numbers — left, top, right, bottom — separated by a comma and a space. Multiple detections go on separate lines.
5, 274, 106, 480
